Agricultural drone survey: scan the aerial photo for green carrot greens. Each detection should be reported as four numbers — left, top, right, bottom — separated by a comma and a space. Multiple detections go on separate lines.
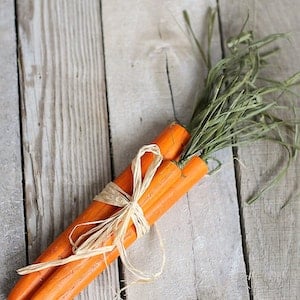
180, 9, 300, 203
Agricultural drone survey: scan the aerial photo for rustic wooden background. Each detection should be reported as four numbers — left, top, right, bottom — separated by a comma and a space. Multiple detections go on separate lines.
1, 0, 299, 299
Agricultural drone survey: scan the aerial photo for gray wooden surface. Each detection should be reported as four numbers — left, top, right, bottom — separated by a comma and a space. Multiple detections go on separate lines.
0, 0, 299, 299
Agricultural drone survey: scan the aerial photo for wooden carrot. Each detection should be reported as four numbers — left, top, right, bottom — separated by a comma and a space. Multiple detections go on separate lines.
30, 157, 207, 299
8, 123, 189, 300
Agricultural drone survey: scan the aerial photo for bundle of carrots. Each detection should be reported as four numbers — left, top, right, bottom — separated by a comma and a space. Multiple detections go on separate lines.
9, 9, 300, 299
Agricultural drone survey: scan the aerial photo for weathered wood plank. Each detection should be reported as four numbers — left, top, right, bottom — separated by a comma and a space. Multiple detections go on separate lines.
220, 1, 300, 299
102, 1, 248, 298
0, 1, 25, 298
17, 1, 118, 298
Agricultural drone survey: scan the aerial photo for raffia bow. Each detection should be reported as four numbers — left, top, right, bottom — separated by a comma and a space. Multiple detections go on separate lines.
17, 144, 165, 281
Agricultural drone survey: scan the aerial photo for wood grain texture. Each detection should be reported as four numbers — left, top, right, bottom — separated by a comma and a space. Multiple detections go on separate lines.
219, 1, 300, 299
102, 0, 248, 298
2, 0, 297, 298
0, 1, 25, 297
17, 1, 118, 298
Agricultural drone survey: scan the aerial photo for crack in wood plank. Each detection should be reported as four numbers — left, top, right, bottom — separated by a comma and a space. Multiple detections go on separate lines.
216, 2, 253, 298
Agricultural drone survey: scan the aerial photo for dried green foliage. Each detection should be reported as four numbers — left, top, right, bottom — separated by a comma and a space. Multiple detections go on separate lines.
180, 9, 300, 202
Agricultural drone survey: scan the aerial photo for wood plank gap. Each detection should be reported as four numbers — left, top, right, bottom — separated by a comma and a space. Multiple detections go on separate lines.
117, 259, 126, 300
14, 0, 29, 265
216, 0, 225, 59
217, 2, 252, 298
232, 147, 253, 300
0, 0, 26, 294
99, 0, 114, 178
99, 1, 125, 298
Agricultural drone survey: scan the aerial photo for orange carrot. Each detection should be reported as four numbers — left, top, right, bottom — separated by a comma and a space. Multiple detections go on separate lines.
8, 123, 189, 300
30, 157, 207, 299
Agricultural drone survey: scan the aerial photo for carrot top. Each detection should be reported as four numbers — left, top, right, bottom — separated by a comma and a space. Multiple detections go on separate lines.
179, 8, 300, 203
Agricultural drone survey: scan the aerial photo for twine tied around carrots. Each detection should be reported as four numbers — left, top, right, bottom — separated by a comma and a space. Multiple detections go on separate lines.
17, 144, 166, 281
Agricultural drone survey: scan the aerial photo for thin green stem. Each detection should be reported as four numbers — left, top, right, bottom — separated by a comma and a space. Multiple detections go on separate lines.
180, 10, 300, 203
